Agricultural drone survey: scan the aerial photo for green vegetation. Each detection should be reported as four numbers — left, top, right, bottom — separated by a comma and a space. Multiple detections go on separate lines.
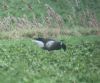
0, 0, 100, 83
0, 0, 99, 37
0, 0, 100, 26
0, 36, 100, 83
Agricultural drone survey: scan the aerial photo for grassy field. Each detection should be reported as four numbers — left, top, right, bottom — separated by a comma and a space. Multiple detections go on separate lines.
0, 35, 100, 83
0, 0, 100, 83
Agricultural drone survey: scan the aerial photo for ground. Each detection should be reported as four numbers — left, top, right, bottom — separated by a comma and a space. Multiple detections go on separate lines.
0, 35, 100, 83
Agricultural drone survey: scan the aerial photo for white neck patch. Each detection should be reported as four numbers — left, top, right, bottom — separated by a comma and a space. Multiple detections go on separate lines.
60, 42, 63, 45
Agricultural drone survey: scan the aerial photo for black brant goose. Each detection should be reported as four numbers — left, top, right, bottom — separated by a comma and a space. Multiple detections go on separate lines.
32, 37, 66, 51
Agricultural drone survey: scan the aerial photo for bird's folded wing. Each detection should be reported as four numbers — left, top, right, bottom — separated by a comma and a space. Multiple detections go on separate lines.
46, 41, 55, 48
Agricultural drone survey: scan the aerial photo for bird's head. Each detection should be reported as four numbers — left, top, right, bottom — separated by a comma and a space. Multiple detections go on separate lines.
60, 42, 66, 51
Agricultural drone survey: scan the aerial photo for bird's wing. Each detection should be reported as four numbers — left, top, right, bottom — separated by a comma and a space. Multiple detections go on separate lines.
46, 41, 55, 48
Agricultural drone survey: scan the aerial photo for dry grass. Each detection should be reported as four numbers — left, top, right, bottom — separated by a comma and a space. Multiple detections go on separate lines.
0, 4, 64, 39
0, 26, 99, 39
0, 4, 100, 39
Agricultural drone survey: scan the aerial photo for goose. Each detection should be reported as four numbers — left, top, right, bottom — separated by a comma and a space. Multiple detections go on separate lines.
32, 37, 66, 51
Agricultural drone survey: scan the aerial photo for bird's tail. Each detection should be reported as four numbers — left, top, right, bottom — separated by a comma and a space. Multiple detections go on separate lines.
31, 39, 44, 48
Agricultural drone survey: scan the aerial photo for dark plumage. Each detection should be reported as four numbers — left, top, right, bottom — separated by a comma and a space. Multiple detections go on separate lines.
32, 37, 66, 51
